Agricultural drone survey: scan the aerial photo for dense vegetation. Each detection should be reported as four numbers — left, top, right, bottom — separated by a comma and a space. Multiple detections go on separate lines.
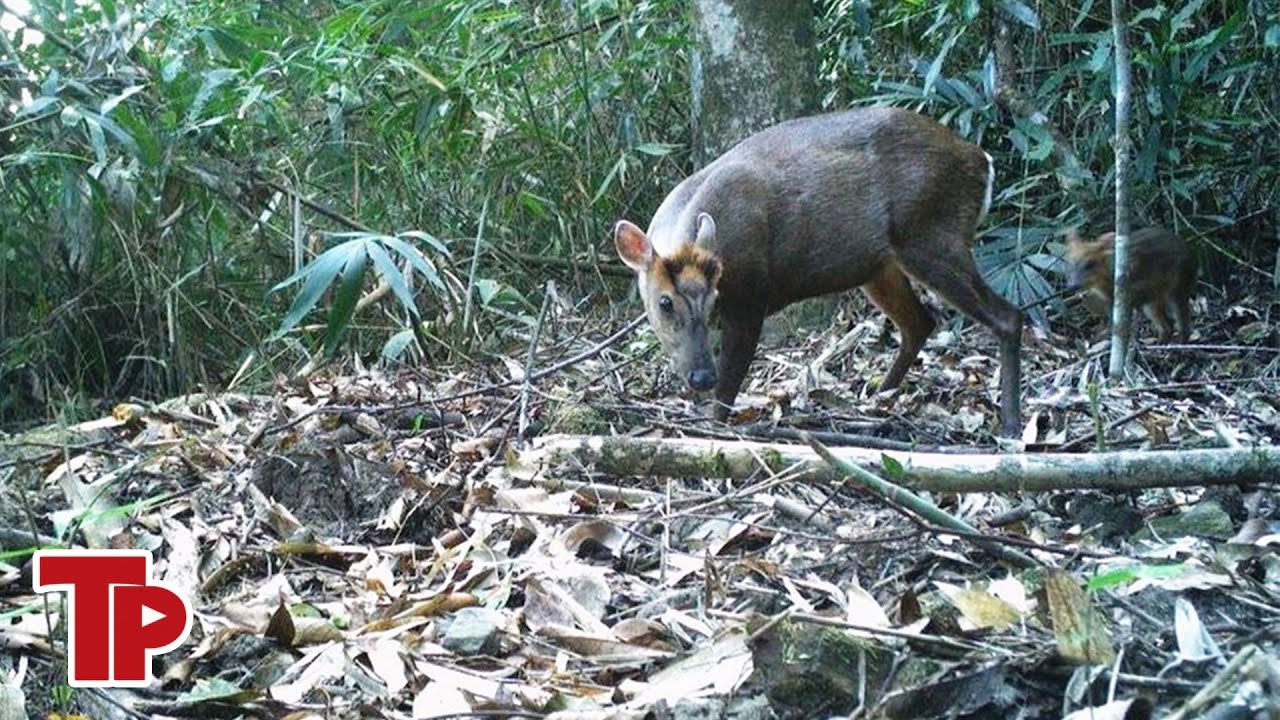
2, 0, 1276, 428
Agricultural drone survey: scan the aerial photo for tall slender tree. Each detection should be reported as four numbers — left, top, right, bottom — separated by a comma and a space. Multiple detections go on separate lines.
1107, 0, 1134, 378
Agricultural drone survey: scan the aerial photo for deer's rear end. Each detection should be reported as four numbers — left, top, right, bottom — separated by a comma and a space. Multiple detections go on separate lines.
616, 107, 1022, 436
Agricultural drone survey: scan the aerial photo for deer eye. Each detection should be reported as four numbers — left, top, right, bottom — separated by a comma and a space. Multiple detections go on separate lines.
659, 296, 674, 314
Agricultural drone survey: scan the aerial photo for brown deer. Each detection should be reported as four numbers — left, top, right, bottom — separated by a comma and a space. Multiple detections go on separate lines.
1064, 227, 1196, 342
615, 107, 1023, 437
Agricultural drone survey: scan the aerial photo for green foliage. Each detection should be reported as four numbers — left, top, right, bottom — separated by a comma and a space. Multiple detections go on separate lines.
1086, 563, 1191, 591
270, 231, 450, 356
818, 0, 1279, 315
0, 0, 689, 426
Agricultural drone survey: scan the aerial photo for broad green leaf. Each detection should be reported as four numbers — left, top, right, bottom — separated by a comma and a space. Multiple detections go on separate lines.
880, 454, 905, 478
82, 110, 140, 158
948, 78, 982, 110
110, 106, 163, 166
382, 330, 416, 360
17, 96, 58, 118
1025, 124, 1054, 162
272, 242, 356, 338
998, 0, 1040, 30
1266, 23, 1280, 48
591, 155, 628, 206
1070, 0, 1096, 30
396, 58, 449, 91
83, 116, 108, 163
922, 30, 961, 98
633, 142, 680, 157
398, 230, 450, 257
187, 68, 239, 126
981, 52, 996, 99
236, 84, 266, 119
177, 677, 243, 702
161, 57, 184, 83
382, 235, 445, 291
1087, 36, 1112, 74
324, 247, 369, 355
1130, 6, 1163, 26
100, 86, 145, 115
1170, 0, 1207, 36
1087, 564, 1189, 591
366, 241, 418, 317
474, 278, 500, 305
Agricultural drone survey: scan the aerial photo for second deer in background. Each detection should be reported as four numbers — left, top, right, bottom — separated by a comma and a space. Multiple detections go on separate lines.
1064, 227, 1197, 342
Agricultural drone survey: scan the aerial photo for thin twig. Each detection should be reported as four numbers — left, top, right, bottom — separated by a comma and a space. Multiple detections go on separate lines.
518, 281, 555, 438
1059, 405, 1153, 451
461, 194, 490, 331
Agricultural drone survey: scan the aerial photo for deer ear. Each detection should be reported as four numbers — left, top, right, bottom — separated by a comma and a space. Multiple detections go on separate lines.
695, 212, 717, 245
1096, 232, 1116, 248
1064, 227, 1083, 247
615, 220, 653, 272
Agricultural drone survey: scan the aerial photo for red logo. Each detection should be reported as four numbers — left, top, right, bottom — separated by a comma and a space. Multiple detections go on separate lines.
32, 550, 193, 687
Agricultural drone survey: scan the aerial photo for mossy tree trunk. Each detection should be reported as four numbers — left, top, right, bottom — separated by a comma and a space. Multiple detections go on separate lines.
690, 0, 819, 166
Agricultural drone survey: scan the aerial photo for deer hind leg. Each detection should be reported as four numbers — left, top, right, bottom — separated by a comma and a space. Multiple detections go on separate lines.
893, 234, 1023, 437
861, 262, 936, 391
1142, 299, 1174, 342
1172, 294, 1192, 342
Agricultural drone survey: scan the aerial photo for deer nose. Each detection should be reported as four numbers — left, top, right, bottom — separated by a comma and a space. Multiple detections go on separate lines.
688, 368, 717, 391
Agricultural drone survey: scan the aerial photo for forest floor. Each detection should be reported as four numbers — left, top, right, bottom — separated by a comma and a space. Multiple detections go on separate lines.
2, 273, 1279, 720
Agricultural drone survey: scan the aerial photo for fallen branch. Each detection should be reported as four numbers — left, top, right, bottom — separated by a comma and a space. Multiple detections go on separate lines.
515, 434, 1280, 494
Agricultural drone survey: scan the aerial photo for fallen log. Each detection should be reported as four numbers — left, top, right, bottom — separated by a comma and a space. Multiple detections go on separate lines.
514, 434, 1280, 494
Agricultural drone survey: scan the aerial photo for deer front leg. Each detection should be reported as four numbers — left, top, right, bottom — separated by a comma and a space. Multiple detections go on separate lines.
712, 310, 765, 421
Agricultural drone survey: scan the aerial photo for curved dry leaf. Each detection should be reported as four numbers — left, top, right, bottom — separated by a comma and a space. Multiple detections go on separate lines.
496, 486, 575, 514
523, 573, 610, 636
1173, 597, 1222, 662
628, 630, 752, 706
1229, 517, 1269, 544
987, 575, 1033, 616
844, 582, 891, 630
414, 660, 504, 701
352, 551, 402, 598
293, 617, 345, 646
560, 519, 628, 556
612, 618, 676, 651
1045, 571, 1114, 665
412, 681, 471, 718
160, 517, 201, 601
363, 639, 408, 696
264, 599, 296, 645
707, 511, 773, 556
391, 592, 480, 622
270, 643, 347, 704
934, 581, 1021, 632
536, 623, 672, 660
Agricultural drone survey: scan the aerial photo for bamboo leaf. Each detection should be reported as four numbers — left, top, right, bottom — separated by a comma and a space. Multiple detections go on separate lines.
998, 0, 1041, 30
324, 246, 369, 355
